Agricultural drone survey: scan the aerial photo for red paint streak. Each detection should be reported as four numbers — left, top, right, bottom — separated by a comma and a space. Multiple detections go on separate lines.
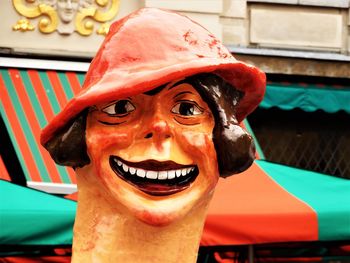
280, 81, 291, 86
0, 73, 42, 182
2, 256, 71, 263
27, 70, 55, 122
47, 71, 68, 108
0, 155, 11, 181
66, 167, 77, 184
65, 191, 78, 201
30, 70, 76, 184
183, 30, 198, 45
66, 72, 82, 96
120, 56, 140, 63
331, 84, 346, 89
314, 83, 326, 88
9, 69, 62, 183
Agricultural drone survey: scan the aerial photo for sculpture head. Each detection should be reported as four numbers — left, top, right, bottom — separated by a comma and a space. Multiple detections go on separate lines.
41, 8, 265, 226
57, 0, 80, 23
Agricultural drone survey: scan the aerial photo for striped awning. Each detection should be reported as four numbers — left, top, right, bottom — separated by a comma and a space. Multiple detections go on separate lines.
202, 160, 350, 246
1, 59, 348, 192
0, 68, 85, 186
0, 179, 76, 246
2, 160, 349, 247
260, 81, 350, 113
0, 155, 11, 181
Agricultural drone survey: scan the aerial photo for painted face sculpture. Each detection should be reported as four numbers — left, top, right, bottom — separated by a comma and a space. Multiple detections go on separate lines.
41, 8, 265, 226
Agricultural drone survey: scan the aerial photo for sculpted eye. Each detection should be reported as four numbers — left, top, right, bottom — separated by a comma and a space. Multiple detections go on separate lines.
102, 100, 135, 116
171, 101, 203, 116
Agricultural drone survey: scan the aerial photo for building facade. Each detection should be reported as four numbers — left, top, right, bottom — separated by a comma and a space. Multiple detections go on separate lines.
1, 0, 349, 190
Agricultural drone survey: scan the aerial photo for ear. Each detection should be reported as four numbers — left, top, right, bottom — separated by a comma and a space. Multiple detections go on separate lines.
214, 125, 255, 177
44, 110, 90, 168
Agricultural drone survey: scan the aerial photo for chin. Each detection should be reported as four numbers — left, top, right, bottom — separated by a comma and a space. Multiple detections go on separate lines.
134, 205, 193, 226
131, 187, 211, 227
94, 157, 217, 226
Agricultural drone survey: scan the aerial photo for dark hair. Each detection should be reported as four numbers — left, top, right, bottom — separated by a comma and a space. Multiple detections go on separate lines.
44, 109, 89, 169
44, 73, 255, 177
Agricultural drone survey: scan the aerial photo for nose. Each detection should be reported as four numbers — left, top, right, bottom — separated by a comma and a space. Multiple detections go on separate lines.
144, 118, 171, 141
66, 0, 72, 9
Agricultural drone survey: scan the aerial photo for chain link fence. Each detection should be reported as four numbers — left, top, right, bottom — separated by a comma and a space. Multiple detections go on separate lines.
248, 108, 350, 179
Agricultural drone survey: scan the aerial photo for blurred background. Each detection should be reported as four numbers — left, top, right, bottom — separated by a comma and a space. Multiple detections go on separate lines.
0, 1, 349, 262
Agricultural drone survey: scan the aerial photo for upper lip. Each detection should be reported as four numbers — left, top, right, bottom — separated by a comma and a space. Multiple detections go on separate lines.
109, 156, 199, 195
116, 157, 194, 171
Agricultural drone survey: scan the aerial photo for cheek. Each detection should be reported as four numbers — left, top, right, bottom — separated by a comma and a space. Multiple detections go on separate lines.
180, 131, 219, 191
179, 131, 218, 167
86, 127, 134, 162
85, 126, 136, 187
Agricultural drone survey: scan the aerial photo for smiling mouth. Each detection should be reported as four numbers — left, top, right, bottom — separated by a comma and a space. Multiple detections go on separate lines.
109, 156, 199, 196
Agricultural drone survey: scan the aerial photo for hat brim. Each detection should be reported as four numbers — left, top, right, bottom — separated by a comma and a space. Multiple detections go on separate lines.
40, 58, 265, 145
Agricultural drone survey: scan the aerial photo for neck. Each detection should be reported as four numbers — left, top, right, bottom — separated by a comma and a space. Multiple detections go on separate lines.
72, 167, 211, 263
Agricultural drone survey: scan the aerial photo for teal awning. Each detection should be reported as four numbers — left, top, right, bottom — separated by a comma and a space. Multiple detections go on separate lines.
0, 180, 76, 246
2, 161, 350, 247
260, 82, 350, 114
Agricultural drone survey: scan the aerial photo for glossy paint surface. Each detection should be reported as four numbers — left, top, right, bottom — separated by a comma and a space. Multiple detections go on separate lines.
43, 73, 255, 179
41, 8, 266, 145
37, 7, 266, 263
83, 82, 219, 226
73, 167, 212, 263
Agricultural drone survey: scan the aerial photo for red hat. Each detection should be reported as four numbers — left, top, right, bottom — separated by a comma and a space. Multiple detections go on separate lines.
41, 8, 265, 145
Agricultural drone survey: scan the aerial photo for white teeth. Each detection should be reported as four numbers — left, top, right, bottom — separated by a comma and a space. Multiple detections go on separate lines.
146, 171, 158, 179
122, 164, 129, 172
168, 170, 176, 179
114, 158, 195, 180
136, 169, 146, 178
129, 167, 136, 175
158, 171, 167, 180
176, 170, 182, 177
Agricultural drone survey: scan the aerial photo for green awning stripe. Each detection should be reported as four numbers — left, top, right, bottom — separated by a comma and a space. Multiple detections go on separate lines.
44, 71, 73, 184
1, 180, 76, 245
76, 73, 85, 86
256, 160, 350, 241
243, 119, 265, 159
56, 165, 72, 184
40, 71, 73, 184
1, 69, 79, 184
260, 84, 350, 113
39, 71, 61, 115
21, 70, 73, 183
57, 72, 75, 100
51, 72, 76, 184
0, 103, 31, 181
1, 70, 50, 182
19, 70, 47, 128
31, 71, 72, 184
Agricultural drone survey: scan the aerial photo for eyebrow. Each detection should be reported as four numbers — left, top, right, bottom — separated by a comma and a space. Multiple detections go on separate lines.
143, 84, 166, 96
173, 91, 194, 99
143, 79, 190, 96
167, 80, 188, 90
